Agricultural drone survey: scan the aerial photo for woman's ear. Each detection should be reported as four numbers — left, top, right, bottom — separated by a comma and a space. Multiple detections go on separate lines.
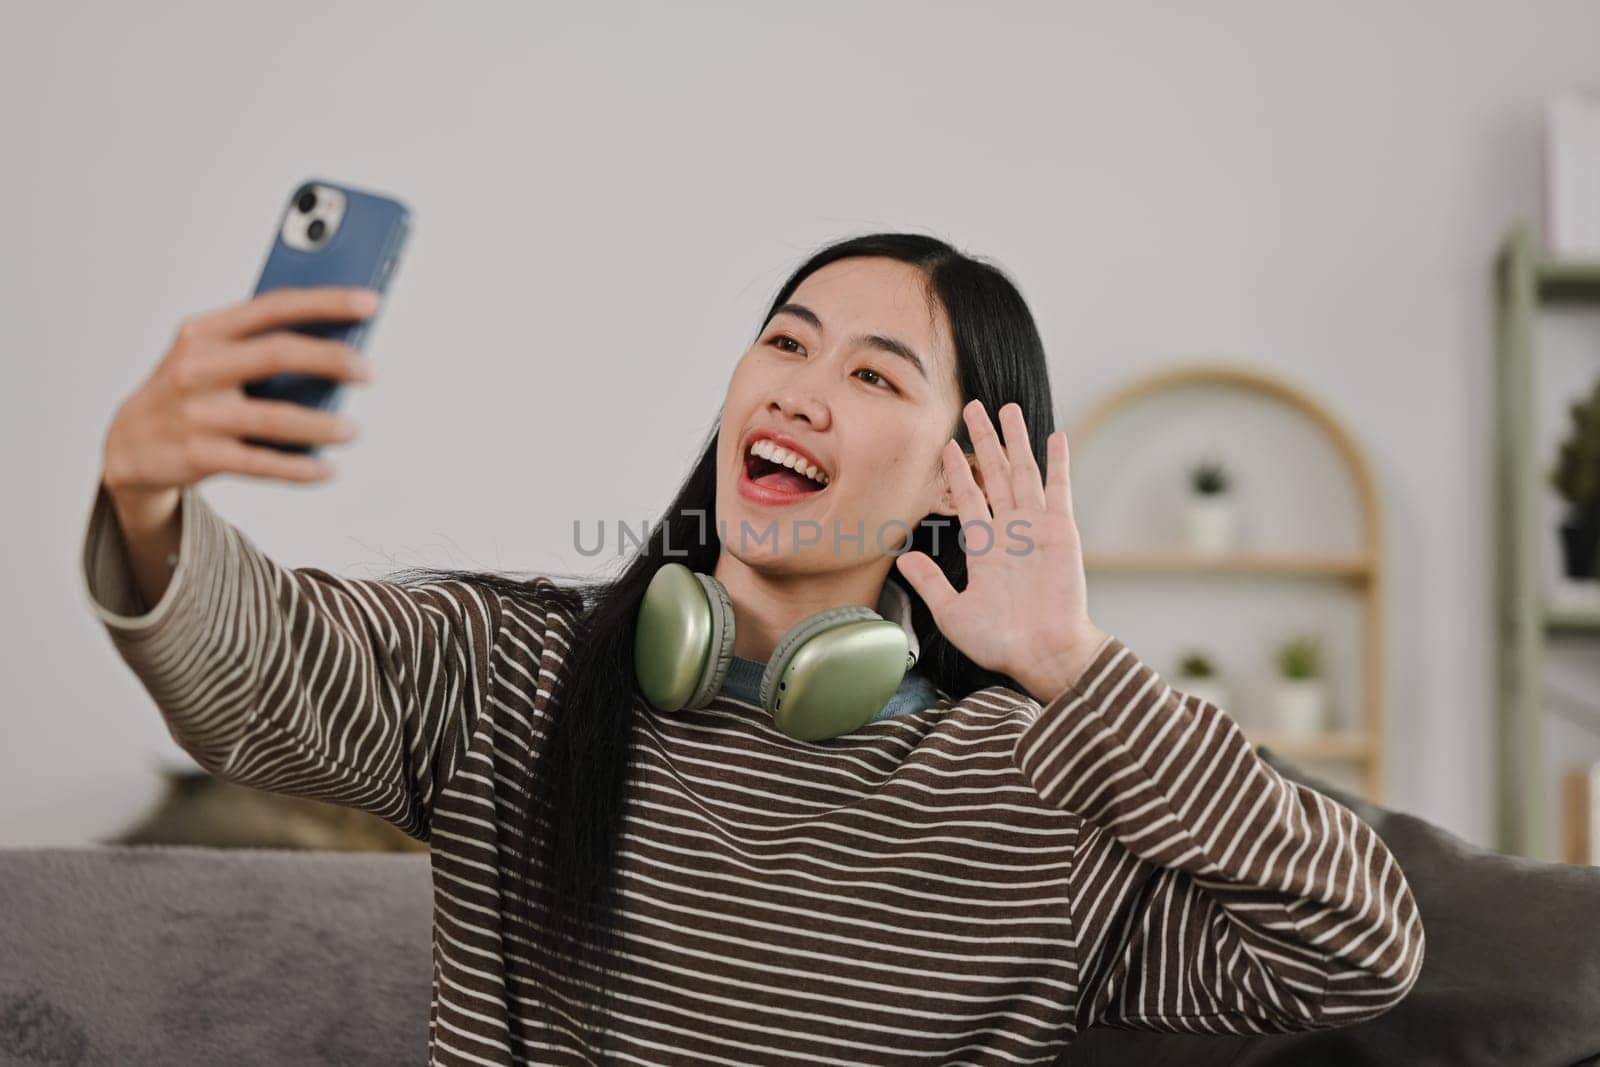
930, 450, 982, 517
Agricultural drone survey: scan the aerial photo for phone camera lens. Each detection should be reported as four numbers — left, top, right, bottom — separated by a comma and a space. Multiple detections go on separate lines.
295, 188, 318, 214
307, 218, 327, 241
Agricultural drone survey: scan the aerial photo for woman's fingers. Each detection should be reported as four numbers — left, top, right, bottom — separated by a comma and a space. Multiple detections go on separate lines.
198, 393, 358, 447
196, 436, 337, 483
962, 399, 1014, 513
100, 291, 380, 501
179, 286, 379, 342
1044, 431, 1074, 519
944, 439, 991, 531
999, 403, 1046, 511
190, 330, 374, 392
894, 549, 959, 621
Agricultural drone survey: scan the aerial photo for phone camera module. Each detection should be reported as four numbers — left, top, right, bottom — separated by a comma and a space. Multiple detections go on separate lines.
281, 183, 344, 252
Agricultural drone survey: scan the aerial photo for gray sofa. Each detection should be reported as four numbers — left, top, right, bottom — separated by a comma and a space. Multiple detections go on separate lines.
2, 748, 1598, 1066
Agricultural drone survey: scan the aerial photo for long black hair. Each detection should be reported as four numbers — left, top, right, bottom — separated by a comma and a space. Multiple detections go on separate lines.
382, 232, 1059, 1054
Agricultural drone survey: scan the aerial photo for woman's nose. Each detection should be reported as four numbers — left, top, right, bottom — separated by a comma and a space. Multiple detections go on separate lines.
767, 380, 831, 430
768, 391, 832, 428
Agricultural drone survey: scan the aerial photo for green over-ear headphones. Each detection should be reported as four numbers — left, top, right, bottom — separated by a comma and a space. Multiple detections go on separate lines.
633, 562, 918, 742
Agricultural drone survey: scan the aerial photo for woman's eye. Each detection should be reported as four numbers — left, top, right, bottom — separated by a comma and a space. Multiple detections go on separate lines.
770, 335, 804, 354
856, 368, 897, 392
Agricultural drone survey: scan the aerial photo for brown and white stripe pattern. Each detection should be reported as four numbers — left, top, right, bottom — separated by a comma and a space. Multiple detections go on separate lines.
81, 481, 1425, 1065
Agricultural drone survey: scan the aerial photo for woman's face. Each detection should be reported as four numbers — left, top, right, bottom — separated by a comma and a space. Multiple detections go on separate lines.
715, 256, 967, 572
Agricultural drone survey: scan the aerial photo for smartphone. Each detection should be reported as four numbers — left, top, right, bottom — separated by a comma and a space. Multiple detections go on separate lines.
242, 178, 411, 454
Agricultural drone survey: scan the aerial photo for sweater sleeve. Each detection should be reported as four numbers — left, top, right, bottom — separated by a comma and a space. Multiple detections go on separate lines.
79, 478, 515, 844
1011, 634, 1425, 1036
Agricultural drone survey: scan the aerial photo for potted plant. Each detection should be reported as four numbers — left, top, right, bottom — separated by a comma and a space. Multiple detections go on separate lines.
1184, 452, 1237, 555
1550, 376, 1600, 581
1174, 650, 1232, 717
1270, 634, 1327, 738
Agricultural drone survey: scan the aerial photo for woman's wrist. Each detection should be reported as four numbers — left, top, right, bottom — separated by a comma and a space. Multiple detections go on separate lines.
1014, 626, 1112, 705
104, 479, 185, 608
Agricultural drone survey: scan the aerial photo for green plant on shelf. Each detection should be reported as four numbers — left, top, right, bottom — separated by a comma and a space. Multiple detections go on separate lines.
1550, 375, 1600, 509
1274, 635, 1323, 680
1189, 454, 1230, 496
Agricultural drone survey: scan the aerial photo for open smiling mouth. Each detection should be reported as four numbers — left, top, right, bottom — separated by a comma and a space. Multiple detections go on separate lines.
741, 440, 831, 501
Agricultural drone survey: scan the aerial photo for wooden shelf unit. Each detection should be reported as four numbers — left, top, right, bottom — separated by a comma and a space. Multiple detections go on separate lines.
1070, 362, 1388, 802
1493, 224, 1600, 862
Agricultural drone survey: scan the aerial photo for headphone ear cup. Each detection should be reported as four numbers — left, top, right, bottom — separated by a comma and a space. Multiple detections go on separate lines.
635, 562, 721, 712
761, 607, 908, 741
759, 606, 878, 711
685, 573, 736, 709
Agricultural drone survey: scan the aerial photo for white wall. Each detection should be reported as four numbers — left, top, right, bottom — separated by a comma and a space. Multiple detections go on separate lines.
4, 0, 1597, 852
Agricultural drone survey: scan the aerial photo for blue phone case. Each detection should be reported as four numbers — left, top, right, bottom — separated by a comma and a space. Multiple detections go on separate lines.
243, 178, 410, 455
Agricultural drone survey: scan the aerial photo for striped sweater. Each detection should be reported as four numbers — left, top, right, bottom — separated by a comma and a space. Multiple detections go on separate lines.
80, 480, 1425, 1066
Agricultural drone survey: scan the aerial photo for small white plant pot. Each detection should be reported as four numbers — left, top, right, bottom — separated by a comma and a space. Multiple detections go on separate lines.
1186, 495, 1238, 555
1271, 679, 1328, 738
1176, 679, 1230, 714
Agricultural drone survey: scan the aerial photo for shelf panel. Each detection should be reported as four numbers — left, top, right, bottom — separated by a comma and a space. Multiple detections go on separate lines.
1547, 604, 1600, 633
1084, 550, 1373, 581
1247, 730, 1372, 761
1536, 258, 1600, 304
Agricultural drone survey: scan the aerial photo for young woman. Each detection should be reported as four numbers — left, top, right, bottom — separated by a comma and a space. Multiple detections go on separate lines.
84, 233, 1424, 1065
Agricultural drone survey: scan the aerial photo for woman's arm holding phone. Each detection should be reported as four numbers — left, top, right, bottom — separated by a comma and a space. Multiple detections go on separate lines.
83, 287, 518, 843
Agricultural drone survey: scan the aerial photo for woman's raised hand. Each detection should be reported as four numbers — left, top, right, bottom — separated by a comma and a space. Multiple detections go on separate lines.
893, 399, 1110, 704
100, 285, 380, 502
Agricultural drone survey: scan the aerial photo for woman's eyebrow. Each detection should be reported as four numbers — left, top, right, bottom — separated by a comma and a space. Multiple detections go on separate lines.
771, 302, 929, 382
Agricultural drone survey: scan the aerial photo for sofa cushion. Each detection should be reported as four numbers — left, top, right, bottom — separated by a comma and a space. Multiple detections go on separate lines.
0, 845, 432, 1066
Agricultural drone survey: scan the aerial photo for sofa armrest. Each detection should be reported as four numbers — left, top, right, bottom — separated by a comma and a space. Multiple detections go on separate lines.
1063, 746, 1600, 1067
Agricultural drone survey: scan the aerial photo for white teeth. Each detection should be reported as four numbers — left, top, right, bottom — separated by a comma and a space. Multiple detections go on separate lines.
749, 439, 830, 486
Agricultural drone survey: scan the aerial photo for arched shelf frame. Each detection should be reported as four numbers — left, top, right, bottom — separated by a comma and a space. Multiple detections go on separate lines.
1066, 360, 1387, 801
